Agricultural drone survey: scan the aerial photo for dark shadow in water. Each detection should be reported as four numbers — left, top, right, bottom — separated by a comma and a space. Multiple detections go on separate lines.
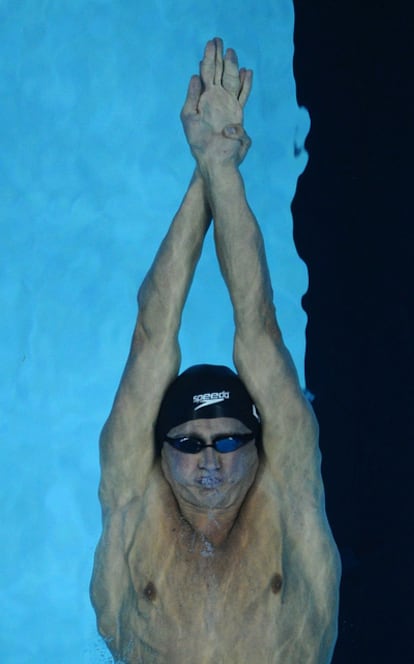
293, 1, 414, 662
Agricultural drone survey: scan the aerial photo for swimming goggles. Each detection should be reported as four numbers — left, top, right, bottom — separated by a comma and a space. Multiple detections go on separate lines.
164, 433, 254, 454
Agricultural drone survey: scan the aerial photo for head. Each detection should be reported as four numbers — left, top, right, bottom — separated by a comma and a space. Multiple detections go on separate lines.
155, 365, 261, 512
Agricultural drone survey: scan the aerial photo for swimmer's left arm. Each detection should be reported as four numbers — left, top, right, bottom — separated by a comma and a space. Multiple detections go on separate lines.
185, 38, 341, 659
184, 41, 312, 453
193, 44, 342, 652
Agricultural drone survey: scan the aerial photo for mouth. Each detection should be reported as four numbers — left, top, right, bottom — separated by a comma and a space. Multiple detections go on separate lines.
197, 475, 223, 489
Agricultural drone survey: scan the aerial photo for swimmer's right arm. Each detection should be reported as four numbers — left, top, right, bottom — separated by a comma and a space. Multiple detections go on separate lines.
92, 70, 212, 647
98, 170, 211, 510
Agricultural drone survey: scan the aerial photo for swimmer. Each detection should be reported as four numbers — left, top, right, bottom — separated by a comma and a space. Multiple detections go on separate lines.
90, 38, 341, 663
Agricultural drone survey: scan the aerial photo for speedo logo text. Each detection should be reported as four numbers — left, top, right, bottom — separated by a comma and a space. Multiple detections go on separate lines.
193, 391, 230, 410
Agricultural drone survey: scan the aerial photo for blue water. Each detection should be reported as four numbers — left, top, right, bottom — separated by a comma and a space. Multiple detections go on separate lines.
0, 1, 309, 661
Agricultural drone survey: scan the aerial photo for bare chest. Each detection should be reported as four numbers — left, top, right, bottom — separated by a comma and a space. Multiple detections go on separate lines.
121, 488, 284, 662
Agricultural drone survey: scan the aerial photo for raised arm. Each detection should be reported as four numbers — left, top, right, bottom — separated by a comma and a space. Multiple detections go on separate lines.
180, 45, 340, 647
99, 168, 211, 511
204, 158, 309, 434
181, 39, 313, 460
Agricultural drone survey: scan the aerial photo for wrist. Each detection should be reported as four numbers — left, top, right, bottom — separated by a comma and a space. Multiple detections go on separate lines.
197, 155, 239, 183
194, 124, 251, 174
197, 160, 245, 206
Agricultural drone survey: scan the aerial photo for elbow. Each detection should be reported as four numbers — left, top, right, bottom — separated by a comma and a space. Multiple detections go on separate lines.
135, 290, 179, 350
94, 608, 120, 659
90, 576, 117, 645
131, 317, 151, 351
135, 283, 155, 342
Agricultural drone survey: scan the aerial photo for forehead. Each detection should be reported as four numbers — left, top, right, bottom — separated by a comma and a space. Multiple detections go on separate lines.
167, 417, 251, 438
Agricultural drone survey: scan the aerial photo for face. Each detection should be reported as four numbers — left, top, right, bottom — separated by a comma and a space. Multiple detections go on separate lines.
161, 417, 259, 511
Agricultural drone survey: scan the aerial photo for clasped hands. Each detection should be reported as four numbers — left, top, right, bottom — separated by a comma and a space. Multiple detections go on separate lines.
181, 38, 253, 170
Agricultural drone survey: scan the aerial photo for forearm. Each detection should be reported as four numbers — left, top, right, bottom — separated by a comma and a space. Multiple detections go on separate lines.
135, 169, 211, 348
201, 161, 280, 341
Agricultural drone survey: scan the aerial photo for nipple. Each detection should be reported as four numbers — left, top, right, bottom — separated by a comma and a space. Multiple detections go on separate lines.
143, 581, 157, 601
270, 573, 283, 594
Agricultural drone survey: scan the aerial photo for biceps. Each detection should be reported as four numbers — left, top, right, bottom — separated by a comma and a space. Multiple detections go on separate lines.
105, 329, 180, 450
98, 335, 180, 508
233, 329, 305, 418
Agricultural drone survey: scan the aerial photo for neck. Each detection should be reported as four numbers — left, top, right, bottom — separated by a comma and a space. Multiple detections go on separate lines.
177, 498, 241, 547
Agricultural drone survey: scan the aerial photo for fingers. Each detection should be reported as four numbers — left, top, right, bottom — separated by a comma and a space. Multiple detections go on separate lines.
238, 128, 252, 162
222, 124, 242, 138
181, 75, 202, 118
199, 37, 253, 112
222, 124, 252, 164
238, 68, 253, 108
222, 48, 241, 96
200, 37, 227, 88
222, 123, 249, 142
213, 37, 224, 85
200, 39, 218, 88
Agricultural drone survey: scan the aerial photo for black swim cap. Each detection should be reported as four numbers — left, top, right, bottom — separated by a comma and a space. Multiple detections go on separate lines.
155, 364, 261, 454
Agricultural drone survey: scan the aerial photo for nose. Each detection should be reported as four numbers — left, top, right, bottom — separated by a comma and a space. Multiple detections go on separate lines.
198, 445, 221, 470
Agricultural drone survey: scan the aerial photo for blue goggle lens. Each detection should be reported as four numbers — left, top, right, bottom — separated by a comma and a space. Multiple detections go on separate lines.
164, 433, 254, 454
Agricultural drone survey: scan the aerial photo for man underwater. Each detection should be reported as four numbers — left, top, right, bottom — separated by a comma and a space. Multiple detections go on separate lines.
90, 38, 341, 663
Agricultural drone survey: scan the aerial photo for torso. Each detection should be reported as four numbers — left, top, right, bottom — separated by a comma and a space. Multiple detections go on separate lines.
113, 465, 325, 664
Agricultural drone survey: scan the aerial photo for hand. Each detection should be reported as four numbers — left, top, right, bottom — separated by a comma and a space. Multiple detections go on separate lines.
181, 38, 253, 167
